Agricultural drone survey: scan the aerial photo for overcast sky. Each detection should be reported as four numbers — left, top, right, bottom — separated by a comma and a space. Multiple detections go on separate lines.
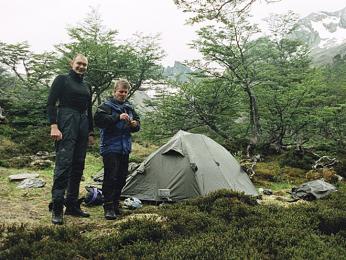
1, 0, 346, 66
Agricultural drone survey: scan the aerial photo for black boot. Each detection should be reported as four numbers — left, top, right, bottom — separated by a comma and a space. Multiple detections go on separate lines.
114, 200, 121, 215
65, 199, 90, 218
103, 202, 117, 220
52, 202, 64, 225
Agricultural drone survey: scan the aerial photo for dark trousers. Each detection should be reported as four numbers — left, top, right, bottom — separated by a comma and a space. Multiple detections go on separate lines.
52, 107, 89, 203
102, 153, 129, 204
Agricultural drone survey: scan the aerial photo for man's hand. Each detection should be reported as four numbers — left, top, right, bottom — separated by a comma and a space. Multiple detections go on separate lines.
50, 124, 62, 141
88, 135, 95, 146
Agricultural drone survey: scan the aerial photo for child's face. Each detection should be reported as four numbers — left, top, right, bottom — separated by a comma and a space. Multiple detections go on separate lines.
114, 86, 129, 102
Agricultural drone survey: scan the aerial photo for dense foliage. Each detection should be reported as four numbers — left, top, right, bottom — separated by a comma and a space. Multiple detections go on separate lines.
0, 3, 345, 161
142, 11, 346, 157
0, 9, 164, 162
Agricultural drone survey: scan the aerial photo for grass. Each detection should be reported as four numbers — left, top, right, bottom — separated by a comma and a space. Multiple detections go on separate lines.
268, 182, 294, 191
0, 153, 104, 226
253, 158, 307, 188
0, 141, 157, 227
130, 142, 159, 163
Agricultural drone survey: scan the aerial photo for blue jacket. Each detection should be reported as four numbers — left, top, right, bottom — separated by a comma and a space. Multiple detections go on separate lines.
94, 98, 140, 156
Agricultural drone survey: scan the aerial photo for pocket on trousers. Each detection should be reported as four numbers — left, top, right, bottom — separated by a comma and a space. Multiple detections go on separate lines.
57, 112, 76, 140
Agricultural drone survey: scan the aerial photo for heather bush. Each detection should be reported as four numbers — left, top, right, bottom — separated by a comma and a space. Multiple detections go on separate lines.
1, 188, 345, 259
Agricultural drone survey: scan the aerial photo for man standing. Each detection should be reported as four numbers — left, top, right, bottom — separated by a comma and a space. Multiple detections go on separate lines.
47, 54, 94, 225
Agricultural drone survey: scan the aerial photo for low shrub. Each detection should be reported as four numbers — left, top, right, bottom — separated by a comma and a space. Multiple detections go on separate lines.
117, 218, 170, 244
0, 137, 21, 160
184, 189, 257, 212
335, 157, 346, 178
1, 186, 345, 259
0, 125, 54, 163
279, 149, 317, 170
318, 209, 346, 235
0, 157, 32, 168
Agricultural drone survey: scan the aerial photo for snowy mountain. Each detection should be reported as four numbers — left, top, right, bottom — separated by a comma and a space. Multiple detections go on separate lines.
293, 6, 346, 64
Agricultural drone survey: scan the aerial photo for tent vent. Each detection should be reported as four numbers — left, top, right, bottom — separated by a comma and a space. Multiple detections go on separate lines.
158, 189, 171, 199
190, 163, 198, 172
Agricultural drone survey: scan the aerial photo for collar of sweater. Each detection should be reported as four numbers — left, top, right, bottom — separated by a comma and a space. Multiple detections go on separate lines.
111, 97, 128, 105
69, 69, 84, 82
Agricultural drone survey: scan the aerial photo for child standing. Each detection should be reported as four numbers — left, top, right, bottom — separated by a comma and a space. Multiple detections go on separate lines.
94, 79, 140, 219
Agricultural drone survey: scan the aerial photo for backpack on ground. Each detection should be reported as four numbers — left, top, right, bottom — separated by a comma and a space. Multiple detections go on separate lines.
84, 186, 104, 206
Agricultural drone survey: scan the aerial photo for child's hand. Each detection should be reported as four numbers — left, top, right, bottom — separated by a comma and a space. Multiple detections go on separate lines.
130, 120, 138, 128
120, 113, 130, 121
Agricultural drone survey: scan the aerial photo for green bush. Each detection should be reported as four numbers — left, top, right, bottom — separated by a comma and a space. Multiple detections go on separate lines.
1, 186, 346, 259
183, 189, 258, 213
279, 149, 317, 170
165, 207, 217, 235
318, 210, 346, 235
0, 157, 32, 168
335, 157, 346, 178
118, 218, 169, 244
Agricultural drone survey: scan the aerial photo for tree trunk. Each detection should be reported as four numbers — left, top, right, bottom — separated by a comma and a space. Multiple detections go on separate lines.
0, 106, 7, 124
91, 87, 102, 106
245, 86, 260, 157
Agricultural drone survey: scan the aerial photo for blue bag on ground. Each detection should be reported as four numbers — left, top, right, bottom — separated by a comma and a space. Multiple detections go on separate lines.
84, 186, 104, 206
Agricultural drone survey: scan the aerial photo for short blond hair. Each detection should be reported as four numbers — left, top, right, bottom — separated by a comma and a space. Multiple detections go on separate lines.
114, 79, 131, 91
72, 53, 88, 62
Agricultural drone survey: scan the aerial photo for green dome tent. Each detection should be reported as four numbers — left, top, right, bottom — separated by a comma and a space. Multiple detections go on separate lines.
122, 130, 258, 201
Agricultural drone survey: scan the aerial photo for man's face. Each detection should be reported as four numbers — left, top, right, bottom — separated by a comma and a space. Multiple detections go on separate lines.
71, 56, 88, 75
114, 86, 129, 102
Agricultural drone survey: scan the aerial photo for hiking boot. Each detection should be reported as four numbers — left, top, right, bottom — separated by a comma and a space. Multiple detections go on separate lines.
52, 202, 64, 225
65, 199, 90, 218
104, 203, 117, 220
114, 201, 121, 215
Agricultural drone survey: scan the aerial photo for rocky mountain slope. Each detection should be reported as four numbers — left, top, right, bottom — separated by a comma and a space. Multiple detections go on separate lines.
293, 6, 346, 64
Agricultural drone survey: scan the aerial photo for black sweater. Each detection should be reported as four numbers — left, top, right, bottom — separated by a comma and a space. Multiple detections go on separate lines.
47, 70, 93, 133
